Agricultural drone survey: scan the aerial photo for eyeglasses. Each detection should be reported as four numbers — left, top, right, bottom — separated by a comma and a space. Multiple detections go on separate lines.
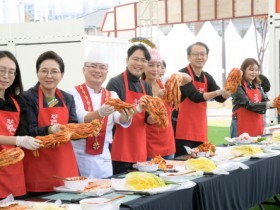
130, 57, 148, 64
84, 63, 108, 72
0, 66, 17, 77
190, 52, 207, 58
38, 69, 61, 77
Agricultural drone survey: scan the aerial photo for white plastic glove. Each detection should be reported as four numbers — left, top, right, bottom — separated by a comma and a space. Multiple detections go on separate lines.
215, 89, 225, 96
98, 104, 115, 117
135, 105, 143, 113
136, 96, 148, 113
16, 136, 42, 150
266, 100, 275, 109
119, 108, 134, 122
49, 124, 61, 134
158, 89, 165, 98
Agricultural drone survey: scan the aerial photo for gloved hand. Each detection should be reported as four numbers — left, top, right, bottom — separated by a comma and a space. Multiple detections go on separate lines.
266, 100, 275, 109
215, 89, 225, 96
16, 136, 42, 150
222, 90, 232, 98
135, 96, 148, 113
119, 108, 134, 122
158, 89, 165, 97
98, 104, 115, 117
49, 124, 60, 134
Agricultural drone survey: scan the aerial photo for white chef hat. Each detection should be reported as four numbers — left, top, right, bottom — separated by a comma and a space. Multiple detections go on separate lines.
148, 48, 162, 63
85, 44, 109, 65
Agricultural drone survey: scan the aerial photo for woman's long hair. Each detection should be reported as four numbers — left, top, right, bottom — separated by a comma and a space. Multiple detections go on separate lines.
240, 58, 261, 86
0, 51, 23, 96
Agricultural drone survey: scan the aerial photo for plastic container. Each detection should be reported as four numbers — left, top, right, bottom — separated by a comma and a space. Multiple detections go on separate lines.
80, 198, 122, 210
135, 163, 158, 172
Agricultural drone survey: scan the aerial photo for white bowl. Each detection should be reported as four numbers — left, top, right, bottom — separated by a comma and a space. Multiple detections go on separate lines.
159, 173, 188, 183
191, 151, 210, 158
80, 198, 121, 210
135, 163, 158, 172
235, 138, 252, 144
63, 176, 88, 189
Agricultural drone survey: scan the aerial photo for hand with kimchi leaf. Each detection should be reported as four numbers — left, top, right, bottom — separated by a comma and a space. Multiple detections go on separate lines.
272, 95, 280, 114
119, 108, 134, 123
98, 104, 115, 117
139, 95, 168, 128
16, 136, 42, 150
224, 68, 242, 94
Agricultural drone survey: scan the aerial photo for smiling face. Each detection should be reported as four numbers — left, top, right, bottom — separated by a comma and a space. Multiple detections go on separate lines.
244, 64, 259, 82
144, 61, 161, 81
126, 49, 148, 78
83, 62, 108, 88
187, 44, 208, 70
37, 59, 63, 92
0, 57, 16, 97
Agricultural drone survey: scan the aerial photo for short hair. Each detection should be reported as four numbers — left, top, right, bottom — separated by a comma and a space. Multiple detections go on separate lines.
127, 44, 151, 61
0, 51, 23, 96
240, 58, 261, 85
36, 51, 65, 73
187, 42, 210, 56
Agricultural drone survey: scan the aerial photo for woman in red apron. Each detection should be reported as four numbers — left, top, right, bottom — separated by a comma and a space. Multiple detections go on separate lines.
230, 58, 277, 137
22, 51, 79, 193
142, 48, 192, 160
0, 51, 41, 198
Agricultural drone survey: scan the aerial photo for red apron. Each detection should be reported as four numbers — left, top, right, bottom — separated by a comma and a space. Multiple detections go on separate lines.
146, 80, 175, 158
111, 71, 147, 162
75, 84, 110, 155
236, 81, 264, 136
176, 66, 208, 142
0, 97, 25, 198
23, 86, 79, 192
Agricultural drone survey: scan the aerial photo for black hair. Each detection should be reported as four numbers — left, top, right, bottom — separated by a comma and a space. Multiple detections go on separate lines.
187, 42, 210, 56
127, 44, 151, 61
162, 60, 166, 68
259, 74, 270, 93
36, 51, 65, 73
0, 51, 23, 96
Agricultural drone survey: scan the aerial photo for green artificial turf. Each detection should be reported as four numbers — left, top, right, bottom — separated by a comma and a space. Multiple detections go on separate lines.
208, 125, 229, 145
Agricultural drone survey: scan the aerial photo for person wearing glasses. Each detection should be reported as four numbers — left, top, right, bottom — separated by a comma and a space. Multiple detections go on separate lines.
22, 51, 79, 194
230, 58, 277, 138
67, 46, 133, 178
106, 44, 153, 174
0, 51, 41, 199
172, 42, 230, 157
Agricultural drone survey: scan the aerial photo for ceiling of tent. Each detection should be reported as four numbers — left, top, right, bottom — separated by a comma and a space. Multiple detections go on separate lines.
100, 0, 268, 37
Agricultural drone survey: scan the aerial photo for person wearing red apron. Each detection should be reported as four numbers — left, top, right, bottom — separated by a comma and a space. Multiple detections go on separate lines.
22, 51, 79, 192
172, 42, 229, 157
176, 65, 208, 147
230, 58, 276, 138
23, 87, 79, 192
236, 81, 264, 136
0, 97, 26, 198
142, 48, 192, 160
0, 50, 41, 198
146, 80, 175, 159
111, 72, 147, 166
106, 44, 153, 175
